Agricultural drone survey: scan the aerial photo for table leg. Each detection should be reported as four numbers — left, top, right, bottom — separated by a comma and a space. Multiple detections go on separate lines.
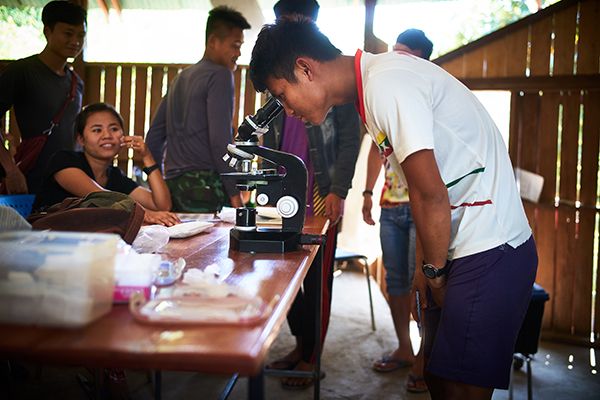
155, 370, 162, 400
1, 359, 16, 400
314, 245, 323, 400
93, 367, 101, 400
218, 373, 239, 400
248, 370, 264, 400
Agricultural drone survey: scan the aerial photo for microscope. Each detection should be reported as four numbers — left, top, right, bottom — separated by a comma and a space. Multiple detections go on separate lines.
222, 97, 325, 253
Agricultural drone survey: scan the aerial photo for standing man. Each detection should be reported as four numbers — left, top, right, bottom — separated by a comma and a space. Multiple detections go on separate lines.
0, 0, 86, 194
146, 6, 250, 213
248, 16, 537, 400
262, 0, 361, 391
362, 28, 433, 394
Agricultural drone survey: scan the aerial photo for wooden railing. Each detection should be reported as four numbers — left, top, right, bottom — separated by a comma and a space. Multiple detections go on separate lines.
1, 60, 262, 174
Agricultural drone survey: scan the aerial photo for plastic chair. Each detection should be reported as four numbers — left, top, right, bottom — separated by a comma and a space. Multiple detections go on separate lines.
334, 248, 376, 331
0, 194, 35, 218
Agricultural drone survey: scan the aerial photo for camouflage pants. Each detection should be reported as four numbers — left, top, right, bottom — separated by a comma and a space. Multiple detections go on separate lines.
166, 170, 231, 213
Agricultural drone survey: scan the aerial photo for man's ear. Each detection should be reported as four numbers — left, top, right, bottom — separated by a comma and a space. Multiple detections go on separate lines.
43, 25, 51, 40
295, 58, 314, 81
206, 34, 219, 49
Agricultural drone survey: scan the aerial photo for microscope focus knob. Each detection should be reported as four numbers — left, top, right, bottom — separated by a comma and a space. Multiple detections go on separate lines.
257, 193, 269, 206
276, 196, 299, 218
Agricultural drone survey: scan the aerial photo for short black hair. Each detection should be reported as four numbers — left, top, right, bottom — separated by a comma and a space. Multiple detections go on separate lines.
75, 103, 123, 140
42, 1, 87, 30
205, 6, 251, 45
248, 14, 341, 93
274, 0, 320, 21
396, 29, 433, 60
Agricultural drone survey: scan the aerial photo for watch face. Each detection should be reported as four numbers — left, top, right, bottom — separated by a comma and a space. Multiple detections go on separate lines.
422, 264, 437, 279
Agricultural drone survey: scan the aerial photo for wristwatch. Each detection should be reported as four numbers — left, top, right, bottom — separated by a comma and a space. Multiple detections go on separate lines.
422, 261, 447, 279
143, 163, 159, 175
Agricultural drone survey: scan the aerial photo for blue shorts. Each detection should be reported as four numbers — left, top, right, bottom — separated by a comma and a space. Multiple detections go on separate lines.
423, 236, 538, 389
379, 204, 416, 296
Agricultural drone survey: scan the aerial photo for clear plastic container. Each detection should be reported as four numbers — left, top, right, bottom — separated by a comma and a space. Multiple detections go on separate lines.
0, 231, 120, 328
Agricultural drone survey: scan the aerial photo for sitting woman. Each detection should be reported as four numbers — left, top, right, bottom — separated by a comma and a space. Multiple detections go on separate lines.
33, 102, 180, 226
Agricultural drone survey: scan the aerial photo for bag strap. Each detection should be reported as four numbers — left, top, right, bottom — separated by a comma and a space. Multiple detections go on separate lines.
44, 69, 79, 135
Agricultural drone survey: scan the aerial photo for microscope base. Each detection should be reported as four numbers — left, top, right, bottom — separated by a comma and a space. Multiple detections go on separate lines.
230, 229, 302, 253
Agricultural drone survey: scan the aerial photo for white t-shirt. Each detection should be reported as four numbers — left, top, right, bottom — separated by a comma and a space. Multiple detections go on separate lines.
355, 49, 531, 260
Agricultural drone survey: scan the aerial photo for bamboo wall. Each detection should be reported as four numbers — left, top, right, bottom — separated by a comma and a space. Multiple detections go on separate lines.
435, 0, 600, 345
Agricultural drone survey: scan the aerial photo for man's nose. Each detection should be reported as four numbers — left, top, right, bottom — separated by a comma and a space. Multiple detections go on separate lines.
284, 105, 294, 117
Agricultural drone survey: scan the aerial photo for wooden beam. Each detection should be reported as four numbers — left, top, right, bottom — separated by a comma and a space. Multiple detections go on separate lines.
109, 0, 122, 21
459, 75, 600, 91
95, 0, 109, 21
364, 0, 387, 54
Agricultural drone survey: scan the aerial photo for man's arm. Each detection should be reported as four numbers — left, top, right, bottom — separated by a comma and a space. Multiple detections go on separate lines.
323, 103, 361, 224
362, 141, 383, 226
0, 131, 27, 194
328, 103, 361, 199
206, 68, 240, 199
145, 98, 168, 174
0, 65, 28, 194
402, 149, 450, 306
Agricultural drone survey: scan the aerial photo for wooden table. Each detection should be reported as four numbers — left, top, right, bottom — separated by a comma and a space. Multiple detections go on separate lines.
0, 216, 330, 399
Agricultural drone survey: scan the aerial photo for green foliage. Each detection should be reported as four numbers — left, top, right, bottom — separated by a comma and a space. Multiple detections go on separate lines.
446, 0, 560, 54
0, 6, 45, 60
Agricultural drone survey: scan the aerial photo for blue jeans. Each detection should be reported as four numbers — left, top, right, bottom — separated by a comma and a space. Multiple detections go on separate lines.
379, 204, 416, 296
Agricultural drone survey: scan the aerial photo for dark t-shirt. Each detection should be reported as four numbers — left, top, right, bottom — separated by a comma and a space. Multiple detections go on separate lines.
0, 55, 85, 194
32, 150, 138, 212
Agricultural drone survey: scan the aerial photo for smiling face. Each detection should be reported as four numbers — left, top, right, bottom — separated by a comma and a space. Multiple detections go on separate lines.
210, 27, 244, 71
77, 111, 123, 161
265, 64, 329, 126
44, 21, 86, 60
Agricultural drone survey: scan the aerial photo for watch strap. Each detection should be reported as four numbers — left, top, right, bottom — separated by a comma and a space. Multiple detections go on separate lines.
143, 164, 159, 175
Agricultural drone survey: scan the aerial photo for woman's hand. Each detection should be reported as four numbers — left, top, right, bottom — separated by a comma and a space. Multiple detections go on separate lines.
144, 210, 180, 227
121, 135, 150, 158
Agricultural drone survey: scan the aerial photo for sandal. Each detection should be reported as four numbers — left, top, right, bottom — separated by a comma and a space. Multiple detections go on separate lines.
373, 356, 411, 373
265, 358, 300, 371
407, 373, 428, 393
281, 370, 326, 391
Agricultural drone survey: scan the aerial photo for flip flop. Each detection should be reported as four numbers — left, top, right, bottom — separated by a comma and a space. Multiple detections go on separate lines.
281, 370, 326, 391
407, 373, 428, 393
265, 358, 300, 371
373, 356, 411, 373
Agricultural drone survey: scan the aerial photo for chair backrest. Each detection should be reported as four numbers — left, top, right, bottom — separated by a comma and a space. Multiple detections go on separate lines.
0, 194, 35, 218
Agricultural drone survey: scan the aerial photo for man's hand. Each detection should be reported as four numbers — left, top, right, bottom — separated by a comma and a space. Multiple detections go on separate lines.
5, 168, 28, 194
410, 264, 447, 323
362, 193, 375, 225
428, 274, 447, 307
230, 194, 243, 208
324, 193, 342, 225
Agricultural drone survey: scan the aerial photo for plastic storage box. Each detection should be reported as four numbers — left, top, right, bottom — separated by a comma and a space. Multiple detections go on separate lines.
0, 231, 120, 328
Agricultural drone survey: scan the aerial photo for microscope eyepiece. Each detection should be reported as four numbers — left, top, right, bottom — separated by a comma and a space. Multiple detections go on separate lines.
237, 97, 284, 141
